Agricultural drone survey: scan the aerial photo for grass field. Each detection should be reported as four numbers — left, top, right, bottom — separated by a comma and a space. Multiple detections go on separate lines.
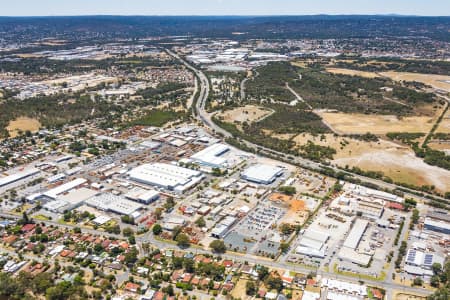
317, 112, 435, 135
6, 117, 41, 137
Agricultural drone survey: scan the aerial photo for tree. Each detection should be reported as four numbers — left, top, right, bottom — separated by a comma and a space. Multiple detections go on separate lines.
279, 223, 294, 235
176, 233, 190, 248
257, 266, 269, 281
122, 227, 134, 237
278, 186, 296, 196
209, 240, 227, 253
246, 280, 257, 296
195, 217, 206, 228
413, 277, 423, 286
279, 242, 289, 253
152, 224, 162, 235
265, 275, 283, 292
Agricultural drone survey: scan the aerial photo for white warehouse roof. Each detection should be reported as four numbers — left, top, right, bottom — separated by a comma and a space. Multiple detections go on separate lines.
190, 143, 230, 168
0, 167, 40, 187
343, 219, 368, 250
44, 178, 87, 199
128, 163, 203, 192
241, 164, 283, 184
85, 193, 142, 215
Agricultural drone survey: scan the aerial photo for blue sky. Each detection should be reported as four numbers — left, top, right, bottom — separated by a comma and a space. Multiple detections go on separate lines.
1, 0, 449, 16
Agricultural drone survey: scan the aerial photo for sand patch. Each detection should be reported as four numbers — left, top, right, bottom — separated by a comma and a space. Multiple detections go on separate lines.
6, 117, 41, 138
326, 68, 381, 78
317, 112, 435, 135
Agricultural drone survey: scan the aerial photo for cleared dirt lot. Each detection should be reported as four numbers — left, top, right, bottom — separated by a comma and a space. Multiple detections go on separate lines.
317, 112, 435, 135
274, 133, 450, 192
6, 117, 41, 137
326, 68, 381, 78
381, 71, 450, 92
217, 105, 274, 124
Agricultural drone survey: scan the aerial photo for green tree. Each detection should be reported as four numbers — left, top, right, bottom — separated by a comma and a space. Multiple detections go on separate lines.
152, 224, 162, 235
176, 233, 190, 248
209, 240, 227, 253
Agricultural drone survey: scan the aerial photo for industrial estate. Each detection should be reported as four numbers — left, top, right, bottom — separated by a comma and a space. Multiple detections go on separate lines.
0, 14, 449, 300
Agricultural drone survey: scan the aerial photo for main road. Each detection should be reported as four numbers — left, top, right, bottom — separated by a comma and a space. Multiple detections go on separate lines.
165, 48, 449, 206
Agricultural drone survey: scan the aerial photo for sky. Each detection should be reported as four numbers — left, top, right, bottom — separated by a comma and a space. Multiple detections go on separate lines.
1, 0, 449, 17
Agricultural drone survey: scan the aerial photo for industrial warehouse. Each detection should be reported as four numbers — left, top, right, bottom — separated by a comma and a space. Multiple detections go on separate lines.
128, 162, 205, 193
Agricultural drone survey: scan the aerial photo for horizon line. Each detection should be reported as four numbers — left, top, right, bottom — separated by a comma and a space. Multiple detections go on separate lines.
0, 13, 449, 18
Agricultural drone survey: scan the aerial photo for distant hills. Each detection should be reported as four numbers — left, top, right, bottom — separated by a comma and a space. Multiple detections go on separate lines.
0, 15, 449, 42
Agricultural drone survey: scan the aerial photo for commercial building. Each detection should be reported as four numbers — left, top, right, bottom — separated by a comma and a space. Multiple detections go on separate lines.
0, 167, 40, 188
85, 193, 143, 216
343, 219, 368, 250
211, 216, 237, 238
190, 143, 230, 168
423, 217, 450, 235
43, 188, 98, 213
43, 178, 87, 199
338, 219, 372, 266
128, 163, 204, 193
354, 198, 384, 219
125, 188, 160, 204
404, 248, 445, 276
295, 229, 329, 258
241, 164, 283, 185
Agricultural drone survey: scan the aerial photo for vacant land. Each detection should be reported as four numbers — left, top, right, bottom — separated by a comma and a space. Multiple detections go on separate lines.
317, 112, 435, 135
326, 68, 381, 78
218, 105, 273, 125
381, 71, 450, 92
6, 117, 41, 137
274, 133, 450, 192
393, 291, 426, 300
231, 278, 249, 299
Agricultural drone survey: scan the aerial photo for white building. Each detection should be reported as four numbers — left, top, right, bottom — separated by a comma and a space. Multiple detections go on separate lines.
43, 178, 87, 199
0, 167, 40, 188
190, 143, 230, 168
241, 164, 283, 184
128, 163, 204, 193
85, 193, 143, 216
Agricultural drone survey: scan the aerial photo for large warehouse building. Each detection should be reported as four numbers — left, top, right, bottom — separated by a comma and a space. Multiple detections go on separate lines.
128, 163, 204, 193
295, 229, 329, 258
0, 167, 40, 188
190, 143, 230, 168
85, 193, 143, 216
241, 164, 283, 184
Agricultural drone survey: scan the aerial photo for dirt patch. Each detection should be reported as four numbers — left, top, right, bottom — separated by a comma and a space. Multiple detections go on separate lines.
275, 133, 450, 192
428, 141, 450, 154
393, 291, 426, 300
326, 68, 381, 78
218, 105, 274, 125
231, 278, 249, 299
6, 117, 41, 138
381, 71, 450, 92
317, 112, 435, 135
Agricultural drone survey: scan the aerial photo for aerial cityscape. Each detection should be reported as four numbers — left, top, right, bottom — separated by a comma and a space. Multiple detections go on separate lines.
0, 2, 449, 300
